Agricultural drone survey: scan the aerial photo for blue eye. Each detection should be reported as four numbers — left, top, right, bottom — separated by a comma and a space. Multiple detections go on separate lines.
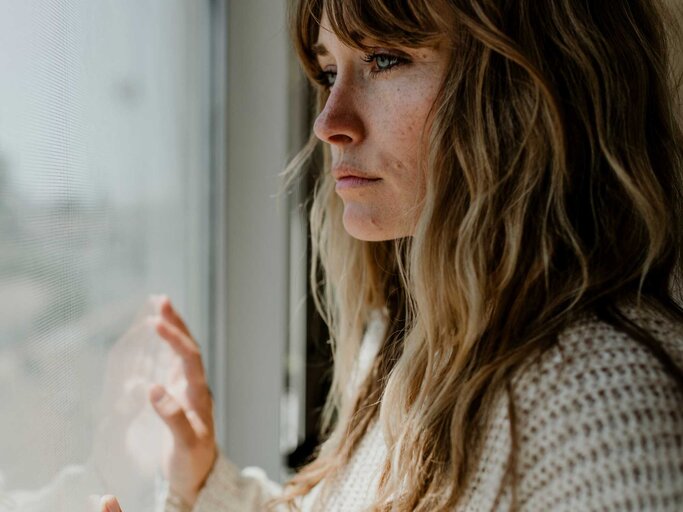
374, 54, 400, 70
362, 52, 408, 75
315, 69, 336, 88
322, 71, 336, 86
314, 51, 409, 89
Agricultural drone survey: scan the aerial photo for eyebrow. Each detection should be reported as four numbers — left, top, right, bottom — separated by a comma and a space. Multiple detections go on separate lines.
311, 43, 328, 57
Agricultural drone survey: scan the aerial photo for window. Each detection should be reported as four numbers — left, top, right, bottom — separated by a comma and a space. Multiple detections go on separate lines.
0, 1, 306, 508
0, 1, 213, 508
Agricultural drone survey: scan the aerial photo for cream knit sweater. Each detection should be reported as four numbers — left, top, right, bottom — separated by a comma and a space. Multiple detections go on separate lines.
166, 304, 683, 511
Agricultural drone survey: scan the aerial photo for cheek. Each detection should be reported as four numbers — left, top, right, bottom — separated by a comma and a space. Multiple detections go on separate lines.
340, 74, 441, 241
374, 80, 438, 172
381, 93, 433, 194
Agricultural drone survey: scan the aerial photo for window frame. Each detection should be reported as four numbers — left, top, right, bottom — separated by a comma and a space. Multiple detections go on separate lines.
207, 0, 309, 481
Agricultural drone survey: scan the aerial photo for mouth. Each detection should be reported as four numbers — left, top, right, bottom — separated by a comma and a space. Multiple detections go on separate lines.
332, 165, 382, 191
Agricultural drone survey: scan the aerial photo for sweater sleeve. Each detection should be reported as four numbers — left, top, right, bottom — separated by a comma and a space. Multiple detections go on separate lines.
164, 454, 285, 512
162, 311, 388, 512
514, 316, 683, 512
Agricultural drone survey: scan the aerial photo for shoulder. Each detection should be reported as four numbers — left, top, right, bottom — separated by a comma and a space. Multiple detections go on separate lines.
510, 304, 683, 511
514, 303, 683, 410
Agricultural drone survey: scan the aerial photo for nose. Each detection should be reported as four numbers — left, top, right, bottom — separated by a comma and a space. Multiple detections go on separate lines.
313, 81, 365, 147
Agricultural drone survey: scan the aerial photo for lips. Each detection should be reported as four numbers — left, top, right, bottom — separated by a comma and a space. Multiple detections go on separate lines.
331, 165, 381, 182
332, 166, 382, 191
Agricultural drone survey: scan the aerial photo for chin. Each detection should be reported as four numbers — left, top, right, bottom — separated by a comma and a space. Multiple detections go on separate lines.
342, 208, 407, 242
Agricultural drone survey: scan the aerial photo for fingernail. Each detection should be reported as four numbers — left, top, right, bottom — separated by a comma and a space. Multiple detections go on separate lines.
146, 315, 161, 328
150, 385, 165, 403
100, 496, 120, 512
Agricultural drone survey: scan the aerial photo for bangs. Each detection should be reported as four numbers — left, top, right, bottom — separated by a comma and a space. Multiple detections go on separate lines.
324, 0, 446, 49
292, 0, 449, 81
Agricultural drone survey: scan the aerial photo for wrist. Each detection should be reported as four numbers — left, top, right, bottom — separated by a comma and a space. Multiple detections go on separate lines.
172, 446, 219, 507
165, 491, 193, 512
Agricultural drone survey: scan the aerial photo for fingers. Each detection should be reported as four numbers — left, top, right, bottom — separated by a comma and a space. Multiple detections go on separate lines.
100, 495, 122, 512
154, 318, 206, 382
154, 317, 198, 359
159, 295, 193, 340
149, 384, 198, 446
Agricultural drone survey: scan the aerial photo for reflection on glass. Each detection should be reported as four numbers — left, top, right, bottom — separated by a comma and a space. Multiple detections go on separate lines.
0, 1, 211, 509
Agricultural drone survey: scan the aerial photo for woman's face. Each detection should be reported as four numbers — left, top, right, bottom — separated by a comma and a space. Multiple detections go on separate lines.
313, 13, 449, 241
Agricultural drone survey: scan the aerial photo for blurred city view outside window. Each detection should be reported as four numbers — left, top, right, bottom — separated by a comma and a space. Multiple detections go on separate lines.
0, 1, 213, 509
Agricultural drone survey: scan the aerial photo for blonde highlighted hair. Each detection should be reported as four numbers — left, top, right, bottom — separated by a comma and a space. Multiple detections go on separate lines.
278, 0, 683, 510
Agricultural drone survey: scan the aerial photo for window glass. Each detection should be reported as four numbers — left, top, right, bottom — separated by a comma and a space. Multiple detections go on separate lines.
0, 1, 211, 509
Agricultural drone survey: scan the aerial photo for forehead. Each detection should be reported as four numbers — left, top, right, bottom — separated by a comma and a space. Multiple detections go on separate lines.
312, 12, 334, 55
313, 10, 369, 57
310, 5, 448, 58
318, 9, 332, 38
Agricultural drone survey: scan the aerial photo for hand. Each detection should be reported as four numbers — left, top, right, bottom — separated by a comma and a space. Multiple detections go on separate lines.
148, 296, 218, 506
100, 495, 123, 512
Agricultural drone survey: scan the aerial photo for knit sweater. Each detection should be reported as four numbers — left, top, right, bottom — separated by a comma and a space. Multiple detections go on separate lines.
165, 304, 683, 511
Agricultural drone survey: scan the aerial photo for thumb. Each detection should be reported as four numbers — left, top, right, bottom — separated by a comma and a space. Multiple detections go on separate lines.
100, 495, 122, 512
149, 384, 196, 446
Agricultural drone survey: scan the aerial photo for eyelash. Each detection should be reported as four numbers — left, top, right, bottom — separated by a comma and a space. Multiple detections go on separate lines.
315, 52, 409, 88
362, 52, 409, 75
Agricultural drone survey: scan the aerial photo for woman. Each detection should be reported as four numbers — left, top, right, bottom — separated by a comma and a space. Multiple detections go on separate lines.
102, 0, 683, 510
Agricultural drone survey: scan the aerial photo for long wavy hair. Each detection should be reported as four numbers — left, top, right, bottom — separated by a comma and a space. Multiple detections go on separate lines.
278, 0, 683, 510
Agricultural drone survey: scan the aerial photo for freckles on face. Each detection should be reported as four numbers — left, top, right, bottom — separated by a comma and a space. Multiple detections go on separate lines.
313, 16, 449, 241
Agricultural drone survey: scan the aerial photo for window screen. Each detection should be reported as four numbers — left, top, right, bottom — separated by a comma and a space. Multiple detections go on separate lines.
0, 1, 212, 510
